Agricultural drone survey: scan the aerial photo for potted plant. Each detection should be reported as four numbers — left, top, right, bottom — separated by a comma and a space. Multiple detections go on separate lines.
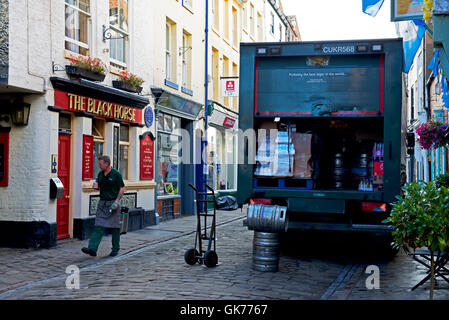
416, 120, 449, 150
384, 180, 449, 299
66, 55, 107, 82
112, 71, 144, 93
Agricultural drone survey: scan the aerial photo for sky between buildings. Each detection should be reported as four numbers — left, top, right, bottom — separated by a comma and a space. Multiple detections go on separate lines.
282, 0, 398, 41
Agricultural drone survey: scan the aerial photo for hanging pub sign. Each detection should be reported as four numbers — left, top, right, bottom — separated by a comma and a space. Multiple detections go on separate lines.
0, 132, 9, 186
391, 0, 424, 21
54, 90, 143, 124
140, 133, 154, 180
221, 77, 239, 97
82, 134, 94, 180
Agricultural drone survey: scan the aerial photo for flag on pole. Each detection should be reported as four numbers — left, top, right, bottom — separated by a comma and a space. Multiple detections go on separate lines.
362, 0, 385, 17
396, 21, 426, 73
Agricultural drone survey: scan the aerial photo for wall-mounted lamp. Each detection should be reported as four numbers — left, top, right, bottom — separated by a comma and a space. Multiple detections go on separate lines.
10, 103, 31, 126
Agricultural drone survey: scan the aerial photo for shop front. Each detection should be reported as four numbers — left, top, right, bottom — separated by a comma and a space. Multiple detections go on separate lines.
151, 88, 203, 220
50, 77, 156, 241
206, 101, 239, 207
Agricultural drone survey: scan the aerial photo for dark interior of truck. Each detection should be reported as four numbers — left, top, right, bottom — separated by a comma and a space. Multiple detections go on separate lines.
254, 117, 384, 191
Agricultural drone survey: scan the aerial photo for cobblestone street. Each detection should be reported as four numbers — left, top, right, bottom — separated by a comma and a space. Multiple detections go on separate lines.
1, 208, 449, 301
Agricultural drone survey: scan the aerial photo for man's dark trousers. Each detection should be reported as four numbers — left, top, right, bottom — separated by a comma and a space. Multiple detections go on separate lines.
88, 226, 120, 253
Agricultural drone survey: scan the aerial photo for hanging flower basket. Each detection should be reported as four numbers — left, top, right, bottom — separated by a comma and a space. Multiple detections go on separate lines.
113, 71, 144, 93
66, 55, 107, 82
112, 80, 142, 93
416, 120, 449, 150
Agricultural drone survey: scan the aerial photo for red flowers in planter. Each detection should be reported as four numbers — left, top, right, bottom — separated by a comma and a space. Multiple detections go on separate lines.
69, 54, 107, 75
118, 71, 144, 89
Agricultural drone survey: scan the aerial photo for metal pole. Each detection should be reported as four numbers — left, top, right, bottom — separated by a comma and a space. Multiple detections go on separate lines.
202, 0, 209, 210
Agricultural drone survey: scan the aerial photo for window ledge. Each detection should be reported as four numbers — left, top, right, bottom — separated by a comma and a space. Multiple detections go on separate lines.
181, 86, 193, 96
110, 64, 128, 76
165, 79, 179, 90
82, 181, 157, 192
64, 50, 88, 62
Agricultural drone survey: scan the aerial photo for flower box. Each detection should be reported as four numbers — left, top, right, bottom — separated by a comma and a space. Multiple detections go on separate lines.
112, 80, 143, 94
65, 65, 106, 82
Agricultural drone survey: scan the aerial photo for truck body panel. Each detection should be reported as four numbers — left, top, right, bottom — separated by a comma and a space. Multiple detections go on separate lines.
237, 39, 404, 233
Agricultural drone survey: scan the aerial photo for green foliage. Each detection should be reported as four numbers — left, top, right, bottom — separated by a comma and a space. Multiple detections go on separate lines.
435, 173, 449, 189
384, 181, 449, 253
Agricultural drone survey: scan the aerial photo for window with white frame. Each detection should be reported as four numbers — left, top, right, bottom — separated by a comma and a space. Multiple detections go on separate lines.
242, 5, 247, 31
165, 19, 176, 82
65, 0, 91, 56
213, 0, 220, 31
232, 7, 238, 47
109, 0, 129, 67
270, 12, 274, 35
182, 31, 192, 89
279, 23, 283, 41
250, 3, 254, 37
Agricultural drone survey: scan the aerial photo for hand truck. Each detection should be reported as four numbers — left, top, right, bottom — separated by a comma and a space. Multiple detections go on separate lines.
184, 184, 218, 268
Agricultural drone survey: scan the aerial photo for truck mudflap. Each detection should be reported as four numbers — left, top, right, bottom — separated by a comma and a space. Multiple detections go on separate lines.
287, 221, 394, 233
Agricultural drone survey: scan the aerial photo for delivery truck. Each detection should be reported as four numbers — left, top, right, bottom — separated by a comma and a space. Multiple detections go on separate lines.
237, 39, 406, 241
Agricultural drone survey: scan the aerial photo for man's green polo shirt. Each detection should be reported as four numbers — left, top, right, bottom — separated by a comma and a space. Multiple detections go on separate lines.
98, 168, 125, 201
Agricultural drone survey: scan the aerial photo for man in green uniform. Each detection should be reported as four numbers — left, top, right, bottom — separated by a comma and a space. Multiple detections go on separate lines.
82, 155, 125, 257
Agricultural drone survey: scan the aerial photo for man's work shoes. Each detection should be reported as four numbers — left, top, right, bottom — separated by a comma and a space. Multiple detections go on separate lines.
81, 247, 97, 257
109, 250, 119, 257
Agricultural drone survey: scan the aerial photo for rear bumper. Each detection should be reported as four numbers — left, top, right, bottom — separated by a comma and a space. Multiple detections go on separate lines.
287, 221, 394, 234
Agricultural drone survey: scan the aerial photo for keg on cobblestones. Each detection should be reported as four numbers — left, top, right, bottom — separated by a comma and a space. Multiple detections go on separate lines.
247, 204, 287, 233
252, 231, 280, 272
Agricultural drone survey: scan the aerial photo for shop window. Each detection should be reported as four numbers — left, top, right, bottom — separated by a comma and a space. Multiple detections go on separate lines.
207, 127, 237, 191
157, 113, 181, 196
119, 124, 130, 180
65, 0, 91, 56
92, 118, 105, 179
109, 0, 129, 67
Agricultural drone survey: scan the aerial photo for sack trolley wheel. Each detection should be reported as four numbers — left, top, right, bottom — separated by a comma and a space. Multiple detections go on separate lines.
185, 184, 219, 268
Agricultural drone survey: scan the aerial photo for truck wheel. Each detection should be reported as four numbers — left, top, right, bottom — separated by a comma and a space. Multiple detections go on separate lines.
184, 248, 199, 265
204, 250, 218, 268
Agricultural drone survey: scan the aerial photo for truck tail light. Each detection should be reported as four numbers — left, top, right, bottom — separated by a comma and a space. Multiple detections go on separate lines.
250, 198, 272, 205
362, 202, 387, 212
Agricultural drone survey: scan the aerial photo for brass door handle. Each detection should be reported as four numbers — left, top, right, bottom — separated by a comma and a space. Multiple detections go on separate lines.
65, 195, 70, 199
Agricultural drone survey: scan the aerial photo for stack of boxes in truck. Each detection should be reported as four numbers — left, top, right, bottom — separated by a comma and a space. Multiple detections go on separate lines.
373, 142, 384, 192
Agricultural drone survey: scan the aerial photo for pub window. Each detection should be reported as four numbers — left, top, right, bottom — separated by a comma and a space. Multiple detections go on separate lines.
65, 0, 91, 56
59, 113, 72, 133
119, 124, 130, 180
92, 118, 105, 179
109, 0, 129, 68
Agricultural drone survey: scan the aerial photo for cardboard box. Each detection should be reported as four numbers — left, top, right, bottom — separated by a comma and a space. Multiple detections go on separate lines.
292, 132, 313, 178
373, 175, 383, 184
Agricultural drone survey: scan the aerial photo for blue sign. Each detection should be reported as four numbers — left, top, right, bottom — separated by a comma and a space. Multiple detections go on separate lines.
144, 106, 153, 127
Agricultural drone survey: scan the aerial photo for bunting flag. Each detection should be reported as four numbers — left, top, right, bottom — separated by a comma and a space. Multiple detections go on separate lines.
362, 0, 385, 17
427, 49, 440, 77
442, 76, 449, 109
396, 21, 426, 73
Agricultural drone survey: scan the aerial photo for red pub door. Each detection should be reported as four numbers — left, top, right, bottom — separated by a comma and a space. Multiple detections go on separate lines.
57, 134, 71, 240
